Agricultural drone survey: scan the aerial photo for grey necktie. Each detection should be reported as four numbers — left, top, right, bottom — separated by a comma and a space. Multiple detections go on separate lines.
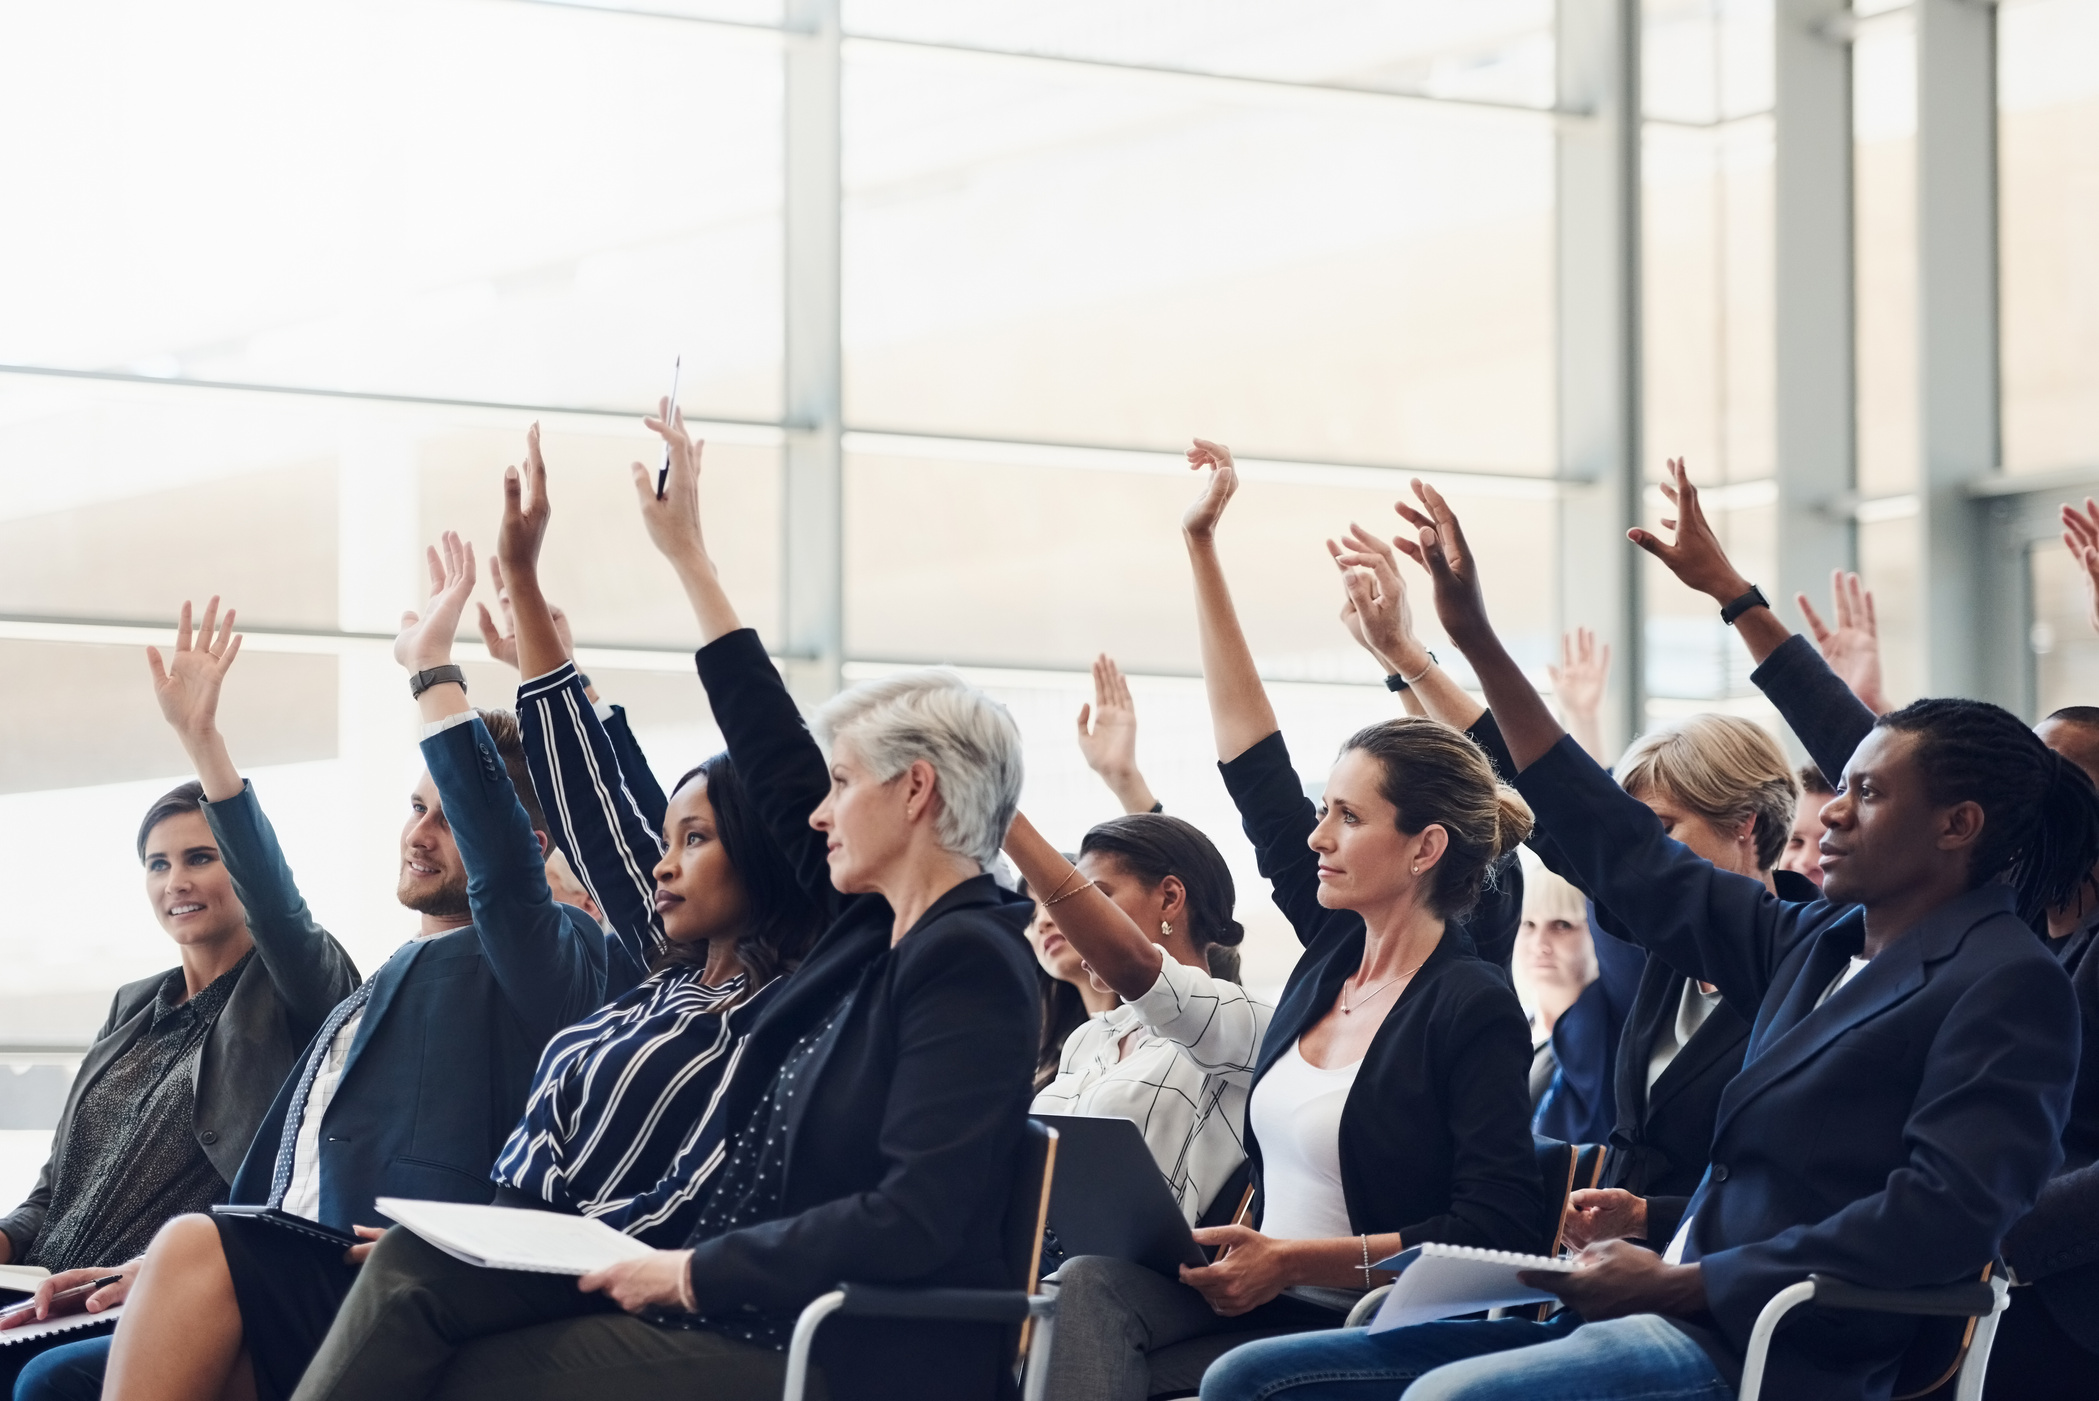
267, 977, 375, 1209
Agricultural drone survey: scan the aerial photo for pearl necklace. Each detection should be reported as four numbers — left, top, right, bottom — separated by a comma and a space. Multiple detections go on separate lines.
1340, 957, 1430, 1014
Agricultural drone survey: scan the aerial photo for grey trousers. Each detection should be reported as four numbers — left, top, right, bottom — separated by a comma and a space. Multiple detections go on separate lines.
1040, 1255, 1341, 1401
288, 1227, 825, 1401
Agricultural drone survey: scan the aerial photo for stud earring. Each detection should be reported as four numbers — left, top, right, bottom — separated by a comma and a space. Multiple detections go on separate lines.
1410, 864, 1421, 875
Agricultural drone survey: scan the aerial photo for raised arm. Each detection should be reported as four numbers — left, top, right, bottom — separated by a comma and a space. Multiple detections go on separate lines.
494, 427, 667, 966
1183, 439, 1278, 762
1628, 456, 1793, 669
1330, 522, 1485, 732
1400, 479, 1809, 1010
1796, 570, 1890, 715
149, 598, 360, 1027
1003, 811, 1167, 997
1075, 654, 1159, 814
1546, 628, 1611, 764
400, 531, 612, 1026
635, 408, 834, 906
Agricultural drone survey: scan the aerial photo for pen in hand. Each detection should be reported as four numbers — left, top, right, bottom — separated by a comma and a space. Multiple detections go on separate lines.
655, 354, 682, 500
0, 1275, 124, 1329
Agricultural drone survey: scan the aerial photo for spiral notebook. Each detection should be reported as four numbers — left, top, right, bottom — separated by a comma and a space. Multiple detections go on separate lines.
1365, 1243, 1579, 1333
376, 1198, 655, 1276
0, 1305, 122, 1347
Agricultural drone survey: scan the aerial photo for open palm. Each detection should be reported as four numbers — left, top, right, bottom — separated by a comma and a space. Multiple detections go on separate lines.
147, 597, 242, 741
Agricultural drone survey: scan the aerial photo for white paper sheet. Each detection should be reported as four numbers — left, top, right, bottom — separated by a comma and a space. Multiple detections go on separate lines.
1366, 1244, 1579, 1333
376, 1198, 657, 1276
0, 1304, 122, 1347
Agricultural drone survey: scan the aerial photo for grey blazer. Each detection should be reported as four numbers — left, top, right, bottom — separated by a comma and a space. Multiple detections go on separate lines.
0, 782, 359, 1258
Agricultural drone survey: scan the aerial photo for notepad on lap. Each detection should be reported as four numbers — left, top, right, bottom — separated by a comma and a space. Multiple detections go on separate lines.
376, 1199, 656, 1275
1365, 1244, 1579, 1333
0, 1305, 121, 1347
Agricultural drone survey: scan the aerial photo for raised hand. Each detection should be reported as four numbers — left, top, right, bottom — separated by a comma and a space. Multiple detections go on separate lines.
1328, 522, 1430, 676
1627, 457, 1753, 603
1182, 438, 1240, 542
147, 597, 243, 744
1392, 479, 1494, 650
1797, 570, 1888, 714
1075, 655, 1158, 814
395, 531, 477, 674
2063, 499, 2099, 637
476, 558, 576, 671
632, 399, 708, 567
496, 422, 552, 577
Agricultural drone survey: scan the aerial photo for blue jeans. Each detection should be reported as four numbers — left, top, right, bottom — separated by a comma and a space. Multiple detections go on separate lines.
12, 1336, 110, 1401
1199, 1313, 1733, 1401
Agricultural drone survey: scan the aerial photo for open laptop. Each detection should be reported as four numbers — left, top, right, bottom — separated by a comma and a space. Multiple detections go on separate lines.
1031, 1114, 1209, 1277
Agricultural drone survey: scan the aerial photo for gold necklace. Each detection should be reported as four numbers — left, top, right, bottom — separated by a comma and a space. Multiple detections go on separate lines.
1340, 956, 1430, 1014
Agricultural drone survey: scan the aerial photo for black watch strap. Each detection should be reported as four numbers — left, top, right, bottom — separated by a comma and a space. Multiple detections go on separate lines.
1385, 672, 1412, 693
409, 664, 467, 700
1719, 585, 1769, 626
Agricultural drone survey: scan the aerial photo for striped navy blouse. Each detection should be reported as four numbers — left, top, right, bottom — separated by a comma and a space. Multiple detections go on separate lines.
493, 660, 769, 1245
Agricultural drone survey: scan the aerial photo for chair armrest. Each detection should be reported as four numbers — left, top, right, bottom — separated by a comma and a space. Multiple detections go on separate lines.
1345, 1284, 1393, 1329
834, 1284, 1044, 1325
1806, 1274, 2002, 1318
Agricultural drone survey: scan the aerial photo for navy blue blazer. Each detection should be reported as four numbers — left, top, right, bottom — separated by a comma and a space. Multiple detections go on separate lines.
1751, 633, 2099, 1357
1516, 734, 2077, 1399
1533, 917, 1642, 1145
226, 716, 642, 1228
1220, 730, 1545, 1253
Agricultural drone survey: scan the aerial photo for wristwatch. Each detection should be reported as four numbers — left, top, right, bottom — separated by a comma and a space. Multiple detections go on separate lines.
1386, 651, 1438, 692
1719, 585, 1769, 626
409, 664, 468, 700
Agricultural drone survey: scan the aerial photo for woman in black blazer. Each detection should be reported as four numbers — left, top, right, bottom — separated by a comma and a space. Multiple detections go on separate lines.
287, 411, 1038, 1401
1036, 441, 1544, 1401
2, 601, 358, 1297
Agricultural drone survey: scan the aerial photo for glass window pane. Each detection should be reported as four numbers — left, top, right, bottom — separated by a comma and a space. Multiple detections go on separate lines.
1854, 7, 1918, 499
2032, 540, 2099, 715
2000, 0, 2099, 474
0, 0, 783, 421
844, 447, 1557, 676
842, 47, 1556, 470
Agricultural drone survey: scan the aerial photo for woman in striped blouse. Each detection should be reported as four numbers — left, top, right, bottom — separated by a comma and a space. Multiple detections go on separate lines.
481, 426, 825, 1236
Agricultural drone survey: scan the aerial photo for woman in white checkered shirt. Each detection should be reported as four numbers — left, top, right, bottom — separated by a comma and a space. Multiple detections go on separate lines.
1017, 812, 1273, 1226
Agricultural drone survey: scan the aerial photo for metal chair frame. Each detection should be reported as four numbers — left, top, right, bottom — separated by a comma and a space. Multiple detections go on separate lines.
1737, 1270, 2010, 1401
779, 1122, 1060, 1401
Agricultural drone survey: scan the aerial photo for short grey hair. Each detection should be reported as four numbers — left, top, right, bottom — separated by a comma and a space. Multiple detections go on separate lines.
812, 670, 1024, 869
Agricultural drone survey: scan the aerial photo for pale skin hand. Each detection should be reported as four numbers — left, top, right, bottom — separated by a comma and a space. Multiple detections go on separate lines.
1797, 570, 1889, 714
2063, 499, 2099, 636
578, 1250, 695, 1313
3, 1259, 141, 1322
1560, 1187, 1649, 1250
146, 597, 245, 802
1330, 523, 1484, 732
1076, 654, 1158, 814
632, 402, 742, 645
477, 561, 580, 674
397, 531, 478, 726
1182, 438, 1280, 761
1546, 628, 1610, 764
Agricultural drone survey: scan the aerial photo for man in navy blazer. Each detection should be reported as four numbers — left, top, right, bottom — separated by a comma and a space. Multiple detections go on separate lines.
20, 531, 646, 1401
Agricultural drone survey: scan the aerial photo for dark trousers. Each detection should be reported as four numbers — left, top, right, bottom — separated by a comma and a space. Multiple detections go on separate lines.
1981, 1287, 2099, 1401
289, 1226, 821, 1401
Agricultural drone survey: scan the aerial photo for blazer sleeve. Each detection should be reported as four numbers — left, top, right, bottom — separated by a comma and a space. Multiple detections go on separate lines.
603, 703, 670, 836
2002, 1160, 2099, 1282
693, 629, 837, 913
1699, 952, 2078, 1350
1645, 1194, 1691, 1249
1125, 957, 1270, 1088
200, 782, 362, 1029
682, 922, 1037, 1310
516, 662, 666, 976
0, 993, 124, 1257
422, 716, 612, 1031
1217, 731, 1352, 950
1750, 633, 1879, 785
1511, 736, 1815, 1014
1400, 980, 1550, 1250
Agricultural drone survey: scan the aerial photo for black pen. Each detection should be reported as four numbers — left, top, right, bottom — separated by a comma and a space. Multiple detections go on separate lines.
655, 354, 682, 500
0, 1274, 123, 1328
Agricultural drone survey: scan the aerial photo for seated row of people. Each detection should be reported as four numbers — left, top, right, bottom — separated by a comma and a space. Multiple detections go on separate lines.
5, 429, 2097, 1401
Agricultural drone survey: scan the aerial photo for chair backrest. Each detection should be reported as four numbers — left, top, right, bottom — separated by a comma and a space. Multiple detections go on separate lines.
1889, 1263, 1996, 1400
1532, 1137, 1608, 1321
1009, 1120, 1059, 1292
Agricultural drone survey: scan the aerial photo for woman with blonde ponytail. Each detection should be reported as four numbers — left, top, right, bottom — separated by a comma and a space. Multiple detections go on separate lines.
1025, 442, 1546, 1401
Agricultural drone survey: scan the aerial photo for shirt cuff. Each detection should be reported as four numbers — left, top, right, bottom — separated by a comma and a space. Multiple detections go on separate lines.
593, 700, 616, 722
420, 710, 480, 740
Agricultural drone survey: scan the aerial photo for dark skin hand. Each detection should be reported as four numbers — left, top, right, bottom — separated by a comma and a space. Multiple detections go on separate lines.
1625, 457, 1792, 666
1519, 1240, 1708, 1321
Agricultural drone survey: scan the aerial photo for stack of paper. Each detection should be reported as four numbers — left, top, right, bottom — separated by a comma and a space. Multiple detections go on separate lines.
376, 1198, 656, 1276
1367, 1243, 1579, 1333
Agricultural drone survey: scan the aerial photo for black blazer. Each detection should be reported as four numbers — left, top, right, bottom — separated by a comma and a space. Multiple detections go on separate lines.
683, 630, 1040, 1401
0, 782, 360, 1258
1219, 729, 1545, 1252
225, 718, 633, 1227
1516, 733, 2077, 1400
1752, 634, 2099, 1358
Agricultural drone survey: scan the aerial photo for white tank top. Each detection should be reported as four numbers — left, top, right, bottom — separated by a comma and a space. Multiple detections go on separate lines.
1248, 1039, 1364, 1241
